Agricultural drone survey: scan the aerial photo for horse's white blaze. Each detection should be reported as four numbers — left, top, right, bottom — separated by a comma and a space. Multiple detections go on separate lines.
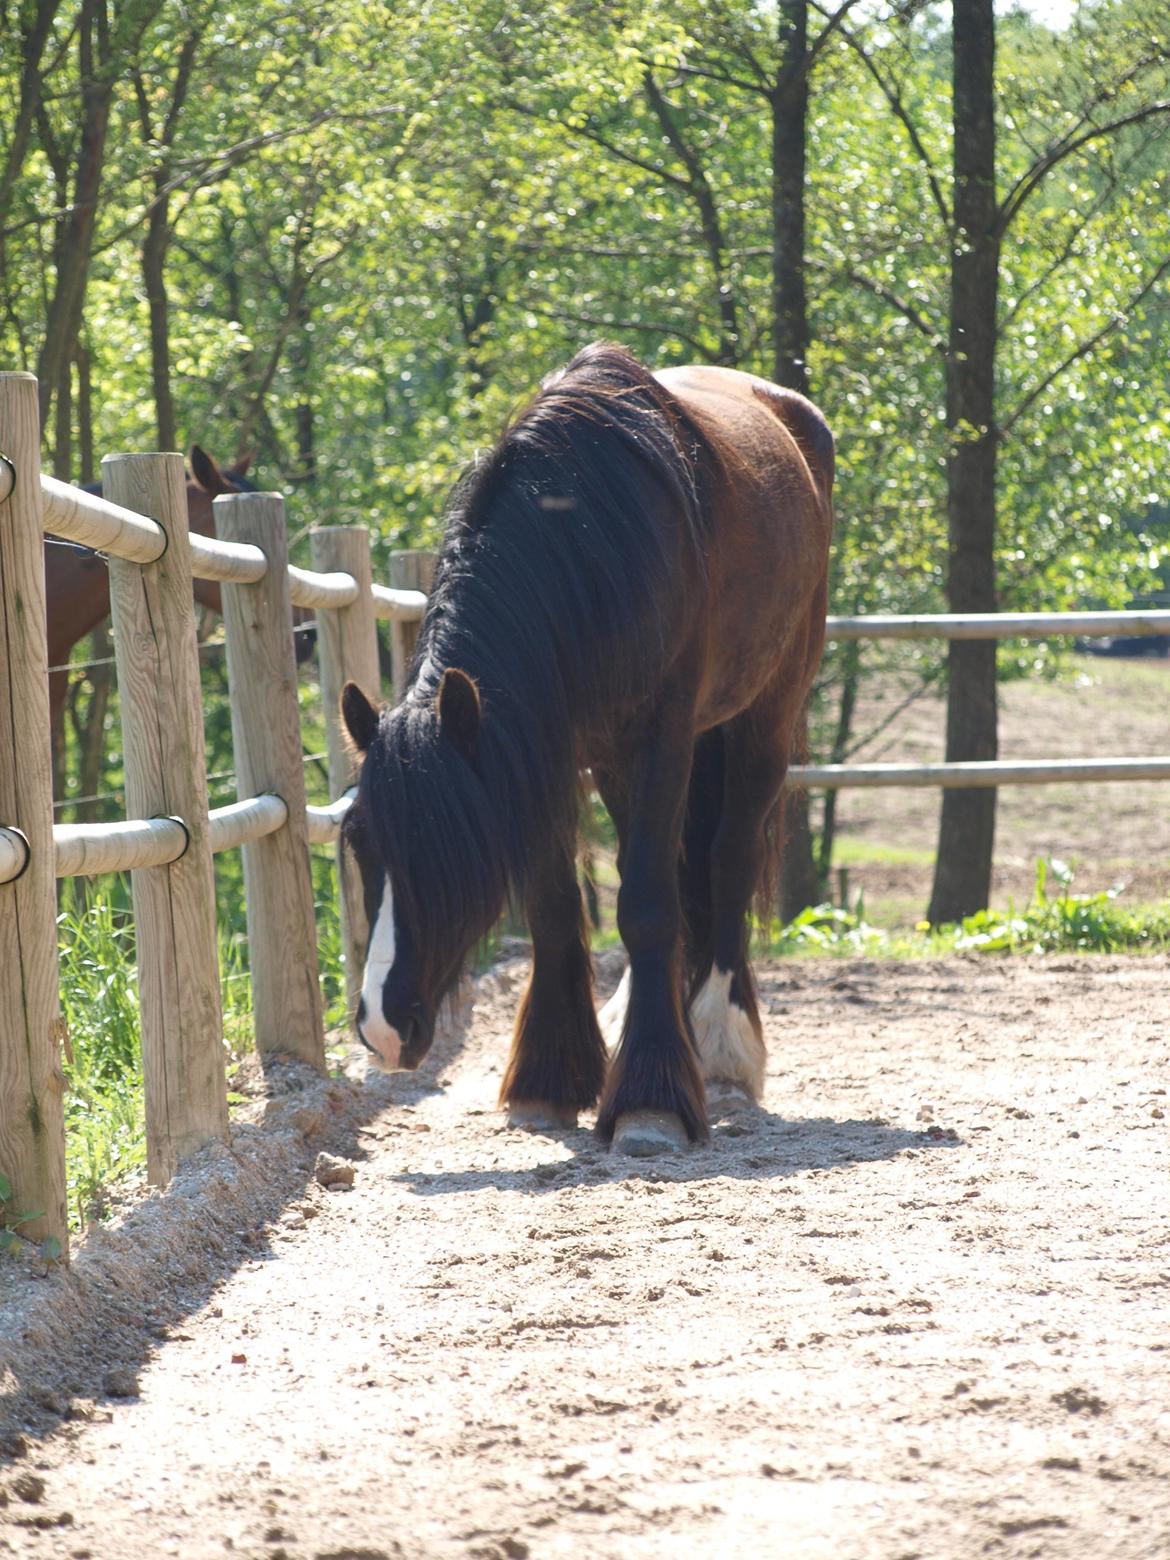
690, 967, 765, 1099
598, 965, 631, 1051
359, 875, 403, 1068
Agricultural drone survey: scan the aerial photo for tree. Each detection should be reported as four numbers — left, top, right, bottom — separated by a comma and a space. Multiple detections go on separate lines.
928, 0, 1170, 922
33, 0, 168, 449
819, 0, 1170, 920
929, 0, 1000, 923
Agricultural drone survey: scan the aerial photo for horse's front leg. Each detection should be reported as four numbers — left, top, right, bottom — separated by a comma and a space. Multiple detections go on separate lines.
595, 690, 707, 1153
500, 837, 607, 1131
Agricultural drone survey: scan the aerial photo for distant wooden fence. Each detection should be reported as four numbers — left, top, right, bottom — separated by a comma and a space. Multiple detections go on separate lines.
795, 610, 1170, 790
3, 367, 1170, 1253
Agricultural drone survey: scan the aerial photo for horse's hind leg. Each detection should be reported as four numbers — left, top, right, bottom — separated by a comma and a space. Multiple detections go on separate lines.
689, 691, 797, 1100
500, 835, 607, 1130
593, 772, 631, 1050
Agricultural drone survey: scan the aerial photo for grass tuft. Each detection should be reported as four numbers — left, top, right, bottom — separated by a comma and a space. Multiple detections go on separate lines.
755, 857, 1170, 960
57, 864, 349, 1230
951, 857, 1170, 954
57, 891, 146, 1229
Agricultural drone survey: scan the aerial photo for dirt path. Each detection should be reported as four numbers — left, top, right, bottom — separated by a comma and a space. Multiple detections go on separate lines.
3, 953, 1169, 1559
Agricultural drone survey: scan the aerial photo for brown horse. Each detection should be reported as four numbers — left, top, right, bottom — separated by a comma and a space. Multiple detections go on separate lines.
341, 344, 833, 1153
45, 446, 254, 734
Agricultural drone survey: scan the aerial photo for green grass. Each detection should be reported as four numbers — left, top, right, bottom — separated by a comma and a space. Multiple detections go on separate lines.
755, 858, 1170, 960
946, 857, 1170, 955
57, 890, 147, 1228
57, 860, 349, 1230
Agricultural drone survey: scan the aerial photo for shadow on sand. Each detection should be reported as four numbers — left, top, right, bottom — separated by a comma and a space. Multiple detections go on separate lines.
390, 1095, 960, 1198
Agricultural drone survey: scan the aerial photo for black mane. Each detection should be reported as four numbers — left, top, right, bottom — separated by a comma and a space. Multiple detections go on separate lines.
354, 343, 710, 999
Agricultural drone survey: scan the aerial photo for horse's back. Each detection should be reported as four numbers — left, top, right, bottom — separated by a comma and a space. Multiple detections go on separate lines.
654, 365, 833, 727
655, 364, 834, 505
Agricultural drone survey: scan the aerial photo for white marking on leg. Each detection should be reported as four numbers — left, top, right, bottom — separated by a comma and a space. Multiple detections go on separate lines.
358, 875, 403, 1068
689, 968, 765, 1099
597, 965, 630, 1051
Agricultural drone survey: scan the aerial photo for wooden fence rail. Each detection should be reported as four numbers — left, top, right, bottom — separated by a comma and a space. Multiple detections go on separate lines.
4, 362, 1170, 1253
824, 609, 1170, 641
789, 758, 1170, 789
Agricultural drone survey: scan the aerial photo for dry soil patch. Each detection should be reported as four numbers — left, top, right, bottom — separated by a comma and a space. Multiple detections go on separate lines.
2, 953, 1168, 1559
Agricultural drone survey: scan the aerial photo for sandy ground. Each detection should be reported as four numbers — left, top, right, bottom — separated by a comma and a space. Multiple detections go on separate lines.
2, 950, 1169, 1560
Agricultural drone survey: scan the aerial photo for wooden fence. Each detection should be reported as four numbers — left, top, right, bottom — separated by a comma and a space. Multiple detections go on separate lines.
0, 372, 429, 1254
3, 366, 1170, 1254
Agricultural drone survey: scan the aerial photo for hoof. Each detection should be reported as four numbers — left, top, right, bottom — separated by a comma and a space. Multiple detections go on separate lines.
506, 1100, 579, 1132
612, 1110, 688, 1157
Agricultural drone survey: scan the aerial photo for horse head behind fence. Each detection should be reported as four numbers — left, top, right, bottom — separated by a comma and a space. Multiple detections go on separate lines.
45, 447, 255, 726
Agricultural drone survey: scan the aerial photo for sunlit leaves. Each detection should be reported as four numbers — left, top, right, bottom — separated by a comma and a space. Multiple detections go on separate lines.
2, 0, 1166, 609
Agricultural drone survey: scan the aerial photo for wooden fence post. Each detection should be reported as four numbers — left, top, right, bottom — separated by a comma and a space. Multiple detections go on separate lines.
217, 493, 324, 1068
387, 548, 436, 701
0, 373, 68, 1251
104, 452, 227, 1185
310, 526, 380, 1012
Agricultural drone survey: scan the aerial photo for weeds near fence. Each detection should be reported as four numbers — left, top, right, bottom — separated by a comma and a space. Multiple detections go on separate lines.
57, 864, 348, 1230
758, 858, 1170, 958
58, 891, 146, 1226
0, 1174, 63, 1263
950, 858, 1170, 954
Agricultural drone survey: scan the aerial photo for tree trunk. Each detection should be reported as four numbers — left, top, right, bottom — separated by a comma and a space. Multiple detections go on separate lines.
135, 29, 201, 455
780, 790, 822, 921
0, 0, 63, 263
76, 339, 95, 484
289, 290, 316, 485
771, 0, 810, 398
644, 72, 739, 365
928, 0, 1000, 925
772, 0, 821, 918
816, 639, 862, 886
35, 0, 165, 433
143, 183, 177, 452
53, 348, 72, 478
71, 629, 113, 825
35, 0, 112, 434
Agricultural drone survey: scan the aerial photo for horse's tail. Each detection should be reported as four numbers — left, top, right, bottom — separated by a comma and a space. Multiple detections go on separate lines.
679, 728, 724, 993
761, 714, 806, 931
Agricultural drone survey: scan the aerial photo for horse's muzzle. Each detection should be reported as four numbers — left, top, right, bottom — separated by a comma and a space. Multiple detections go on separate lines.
395, 1003, 431, 1070
355, 999, 429, 1071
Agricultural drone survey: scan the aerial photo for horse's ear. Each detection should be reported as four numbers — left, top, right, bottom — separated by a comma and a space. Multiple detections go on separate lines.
341, 681, 381, 756
436, 668, 481, 761
233, 450, 254, 479
190, 444, 226, 495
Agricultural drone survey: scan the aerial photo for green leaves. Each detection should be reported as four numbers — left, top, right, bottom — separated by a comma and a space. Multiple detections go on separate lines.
953, 858, 1170, 954
0, 1175, 61, 1262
